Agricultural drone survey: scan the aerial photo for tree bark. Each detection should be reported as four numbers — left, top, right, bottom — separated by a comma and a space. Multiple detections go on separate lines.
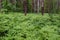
32, 0, 34, 13
37, 0, 40, 13
23, 0, 28, 16
41, 0, 44, 15
0, 0, 2, 10
34, 0, 36, 13
58, 0, 60, 13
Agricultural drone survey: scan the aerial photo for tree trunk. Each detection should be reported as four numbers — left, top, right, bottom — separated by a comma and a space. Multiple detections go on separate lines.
41, 0, 44, 15
32, 0, 34, 13
23, 0, 28, 16
37, 0, 40, 13
58, 0, 60, 13
0, 0, 2, 10
34, 0, 36, 13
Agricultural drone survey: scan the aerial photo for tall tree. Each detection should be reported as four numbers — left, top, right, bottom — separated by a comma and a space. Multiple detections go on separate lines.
57, 0, 60, 13
32, 0, 34, 12
23, 0, 28, 16
0, 0, 2, 10
37, 0, 40, 13
34, 0, 36, 13
41, 0, 44, 15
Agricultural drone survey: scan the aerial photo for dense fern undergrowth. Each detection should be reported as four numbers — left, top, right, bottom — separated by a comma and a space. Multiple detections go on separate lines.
0, 13, 60, 40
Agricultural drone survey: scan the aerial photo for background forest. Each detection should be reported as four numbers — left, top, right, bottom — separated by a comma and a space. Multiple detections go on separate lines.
0, 0, 60, 13
0, 0, 60, 40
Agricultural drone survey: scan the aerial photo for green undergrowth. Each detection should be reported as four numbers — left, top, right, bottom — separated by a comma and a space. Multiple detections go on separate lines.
0, 13, 60, 40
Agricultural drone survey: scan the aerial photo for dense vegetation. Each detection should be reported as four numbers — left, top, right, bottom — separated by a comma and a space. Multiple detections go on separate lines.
0, 13, 60, 40
0, 0, 60, 40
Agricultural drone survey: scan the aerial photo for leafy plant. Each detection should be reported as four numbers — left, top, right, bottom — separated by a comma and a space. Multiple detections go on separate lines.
0, 13, 60, 40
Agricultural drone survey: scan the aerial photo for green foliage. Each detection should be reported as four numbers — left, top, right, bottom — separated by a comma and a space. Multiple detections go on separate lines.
1, 0, 16, 13
0, 9, 8, 14
0, 0, 8, 13
0, 13, 60, 40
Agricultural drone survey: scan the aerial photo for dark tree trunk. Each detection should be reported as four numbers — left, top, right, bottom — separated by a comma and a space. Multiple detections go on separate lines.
0, 0, 2, 10
41, 0, 44, 15
23, 0, 28, 16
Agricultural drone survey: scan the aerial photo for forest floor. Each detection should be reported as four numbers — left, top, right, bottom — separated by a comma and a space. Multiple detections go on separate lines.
0, 12, 60, 40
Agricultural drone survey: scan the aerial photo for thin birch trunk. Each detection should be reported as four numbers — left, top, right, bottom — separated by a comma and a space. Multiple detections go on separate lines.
37, 0, 40, 13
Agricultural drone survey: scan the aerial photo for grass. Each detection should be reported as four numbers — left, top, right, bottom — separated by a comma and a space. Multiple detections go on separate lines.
0, 12, 60, 40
